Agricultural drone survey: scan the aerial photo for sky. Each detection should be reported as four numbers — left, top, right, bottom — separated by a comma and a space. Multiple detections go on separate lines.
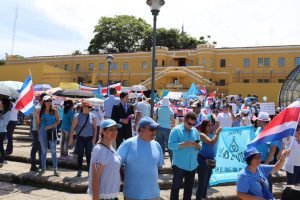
1, 0, 300, 59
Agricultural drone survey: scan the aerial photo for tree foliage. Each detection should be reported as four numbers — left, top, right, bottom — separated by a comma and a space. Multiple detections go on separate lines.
0, 59, 5, 65
88, 15, 151, 54
71, 50, 82, 55
88, 15, 216, 54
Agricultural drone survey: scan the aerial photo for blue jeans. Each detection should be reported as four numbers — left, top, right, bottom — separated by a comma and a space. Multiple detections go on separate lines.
0, 133, 6, 163
39, 130, 58, 171
60, 130, 70, 156
287, 166, 300, 185
6, 121, 17, 153
196, 158, 213, 199
76, 136, 93, 171
170, 165, 196, 200
155, 127, 172, 161
30, 130, 41, 168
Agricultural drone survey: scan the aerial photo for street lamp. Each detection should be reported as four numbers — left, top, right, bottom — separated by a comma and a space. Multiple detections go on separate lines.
106, 54, 113, 95
146, 0, 165, 118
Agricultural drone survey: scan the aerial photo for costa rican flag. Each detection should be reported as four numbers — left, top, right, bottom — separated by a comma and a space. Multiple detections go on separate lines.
248, 99, 300, 147
79, 83, 98, 91
208, 90, 216, 99
199, 86, 207, 96
15, 76, 35, 116
101, 82, 121, 95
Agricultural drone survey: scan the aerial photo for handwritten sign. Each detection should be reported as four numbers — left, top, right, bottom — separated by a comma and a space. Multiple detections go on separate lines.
260, 102, 276, 115
209, 126, 254, 186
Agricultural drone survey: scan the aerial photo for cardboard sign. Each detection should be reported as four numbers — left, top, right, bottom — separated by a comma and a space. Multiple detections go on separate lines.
260, 102, 276, 115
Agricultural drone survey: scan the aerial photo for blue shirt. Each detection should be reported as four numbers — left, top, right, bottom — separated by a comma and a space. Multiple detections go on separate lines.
61, 110, 75, 132
157, 106, 174, 129
58, 107, 64, 120
75, 112, 95, 137
117, 136, 164, 199
0, 111, 11, 133
198, 133, 216, 159
104, 95, 120, 118
168, 123, 200, 171
237, 164, 273, 198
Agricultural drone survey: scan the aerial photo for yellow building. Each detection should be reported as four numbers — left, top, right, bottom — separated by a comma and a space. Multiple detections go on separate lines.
1, 44, 300, 104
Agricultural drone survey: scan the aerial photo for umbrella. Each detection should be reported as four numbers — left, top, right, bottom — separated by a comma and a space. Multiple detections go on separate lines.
46, 87, 63, 96
53, 89, 95, 98
34, 84, 52, 91
0, 85, 19, 99
85, 98, 104, 106
0, 81, 23, 91
130, 85, 147, 92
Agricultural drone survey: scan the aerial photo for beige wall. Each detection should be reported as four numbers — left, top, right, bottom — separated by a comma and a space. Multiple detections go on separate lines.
228, 83, 282, 104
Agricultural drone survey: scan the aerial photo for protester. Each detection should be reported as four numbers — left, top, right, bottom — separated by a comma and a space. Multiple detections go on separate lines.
176, 107, 185, 125
216, 104, 235, 128
60, 100, 74, 159
5, 98, 18, 155
0, 99, 11, 167
29, 93, 47, 172
111, 92, 135, 148
254, 112, 281, 191
196, 120, 222, 200
240, 109, 252, 126
88, 119, 121, 200
36, 95, 60, 176
154, 97, 175, 161
283, 123, 300, 185
168, 111, 201, 200
91, 105, 104, 143
191, 101, 208, 126
232, 112, 241, 127
237, 147, 289, 200
117, 116, 164, 200
134, 94, 151, 132
103, 88, 120, 119
69, 101, 97, 177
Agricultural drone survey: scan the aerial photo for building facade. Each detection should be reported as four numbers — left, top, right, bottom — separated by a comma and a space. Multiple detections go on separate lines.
2, 44, 300, 103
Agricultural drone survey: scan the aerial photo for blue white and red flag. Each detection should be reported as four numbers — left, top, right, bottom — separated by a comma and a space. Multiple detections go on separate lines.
15, 76, 35, 116
248, 99, 300, 147
199, 86, 207, 96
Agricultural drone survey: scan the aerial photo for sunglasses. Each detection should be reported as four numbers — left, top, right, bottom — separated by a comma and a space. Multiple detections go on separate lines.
185, 120, 196, 126
45, 100, 52, 103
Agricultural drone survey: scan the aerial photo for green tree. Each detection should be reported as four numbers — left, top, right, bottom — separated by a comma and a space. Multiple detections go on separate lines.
88, 15, 151, 54
0, 59, 5, 65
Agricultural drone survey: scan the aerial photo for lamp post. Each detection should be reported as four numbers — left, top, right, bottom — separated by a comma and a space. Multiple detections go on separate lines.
147, 0, 165, 118
106, 54, 113, 95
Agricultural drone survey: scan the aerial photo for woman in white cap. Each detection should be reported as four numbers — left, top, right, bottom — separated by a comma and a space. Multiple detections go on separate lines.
237, 147, 289, 200
36, 95, 60, 176
88, 119, 121, 200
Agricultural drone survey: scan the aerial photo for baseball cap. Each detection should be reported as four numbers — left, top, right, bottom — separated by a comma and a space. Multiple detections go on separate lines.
244, 147, 261, 160
100, 119, 122, 129
138, 116, 159, 129
43, 95, 52, 101
256, 112, 270, 121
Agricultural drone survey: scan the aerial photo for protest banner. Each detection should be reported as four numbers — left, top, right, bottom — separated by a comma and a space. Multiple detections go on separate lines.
209, 126, 255, 185
260, 102, 276, 115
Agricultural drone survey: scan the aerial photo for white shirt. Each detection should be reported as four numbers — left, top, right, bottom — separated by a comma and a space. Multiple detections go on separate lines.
92, 109, 104, 126
240, 116, 252, 126
216, 112, 233, 127
10, 103, 18, 121
230, 103, 237, 116
136, 101, 150, 118
283, 136, 300, 173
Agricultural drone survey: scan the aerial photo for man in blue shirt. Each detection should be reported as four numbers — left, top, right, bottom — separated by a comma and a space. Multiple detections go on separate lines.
168, 111, 201, 200
103, 88, 120, 119
117, 117, 164, 200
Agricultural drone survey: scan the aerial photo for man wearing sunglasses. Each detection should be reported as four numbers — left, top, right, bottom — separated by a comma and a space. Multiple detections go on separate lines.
117, 116, 164, 200
168, 112, 201, 200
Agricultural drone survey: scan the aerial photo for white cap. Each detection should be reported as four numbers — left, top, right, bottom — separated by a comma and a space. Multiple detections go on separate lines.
160, 97, 170, 107
42, 95, 51, 101
256, 112, 270, 121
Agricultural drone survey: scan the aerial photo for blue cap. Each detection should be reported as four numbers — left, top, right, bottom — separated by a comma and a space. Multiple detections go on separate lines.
138, 117, 159, 129
100, 119, 122, 129
244, 147, 261, 160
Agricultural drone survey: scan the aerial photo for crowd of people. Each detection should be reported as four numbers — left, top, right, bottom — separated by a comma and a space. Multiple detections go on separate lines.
0, 87, 299, 200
